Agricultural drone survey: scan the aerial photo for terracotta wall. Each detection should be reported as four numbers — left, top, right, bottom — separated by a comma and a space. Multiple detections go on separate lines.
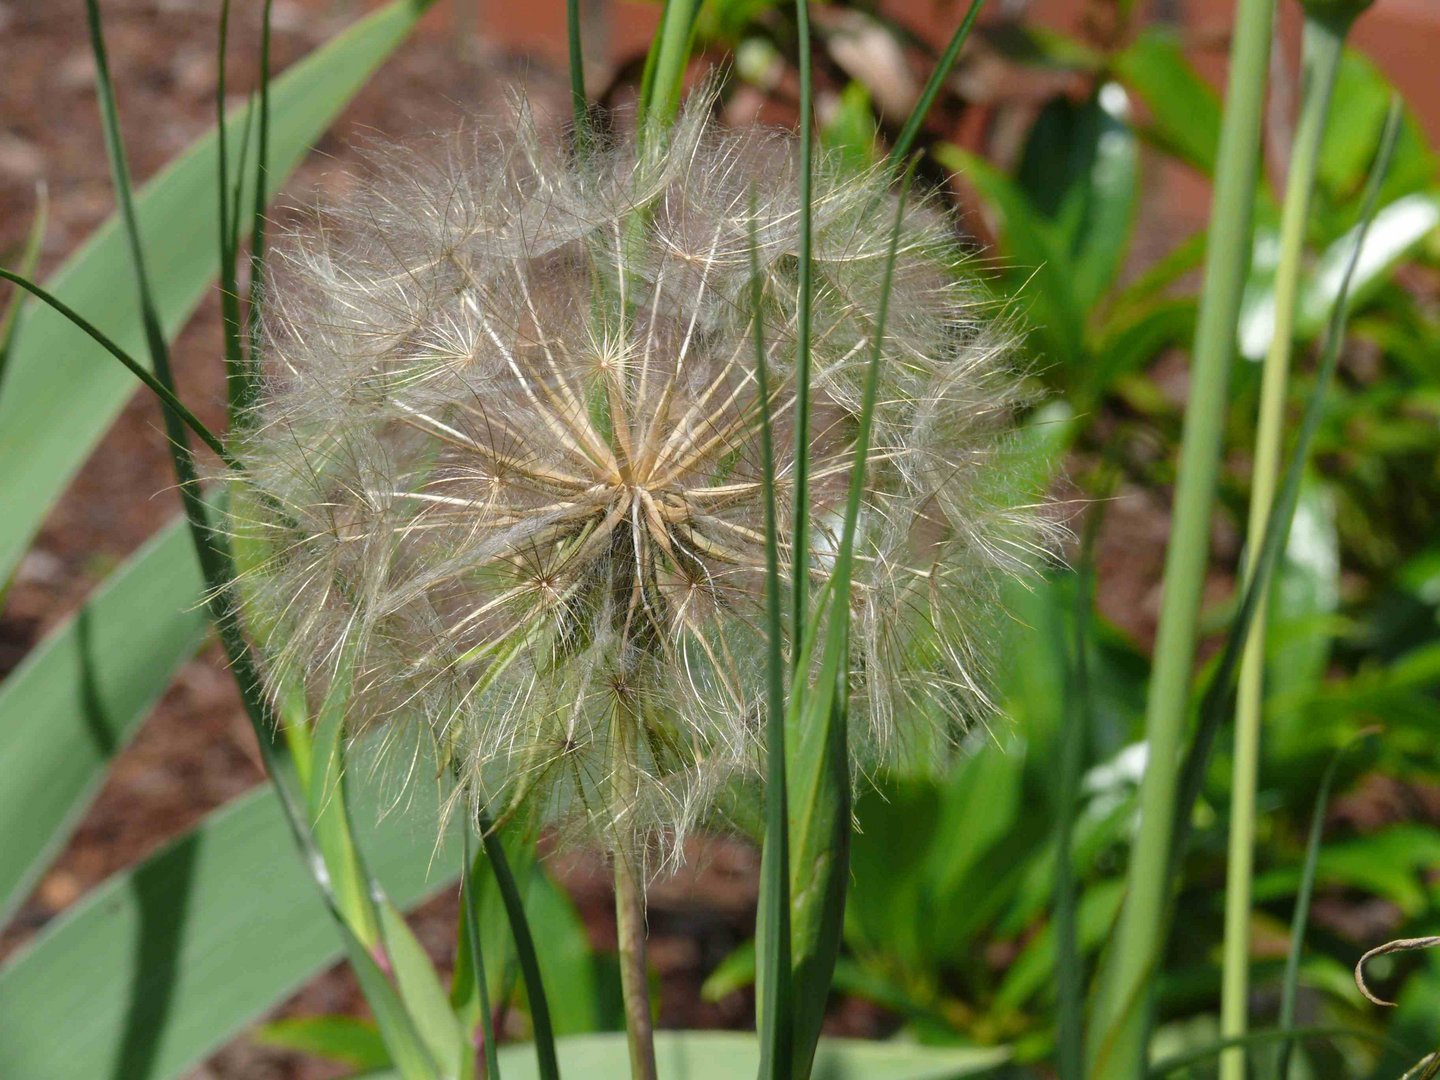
465, 0, 1439, 142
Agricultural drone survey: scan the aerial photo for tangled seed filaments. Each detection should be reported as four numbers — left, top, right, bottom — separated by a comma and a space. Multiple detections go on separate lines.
229, 95, 1050, 861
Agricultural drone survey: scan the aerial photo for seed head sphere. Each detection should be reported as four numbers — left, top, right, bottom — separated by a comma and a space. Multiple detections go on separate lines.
230, 95, 1049, 859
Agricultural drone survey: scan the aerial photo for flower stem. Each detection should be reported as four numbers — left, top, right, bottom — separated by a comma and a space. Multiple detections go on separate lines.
1219, 15, 1348, 1080
614, 850, 658, 1080
1084, 0, 1277, 1071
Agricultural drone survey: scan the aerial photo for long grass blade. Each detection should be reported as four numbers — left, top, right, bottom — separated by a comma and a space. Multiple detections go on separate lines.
1276, 731, 1375, 1079
0, 182, 46, 399
790, 0, 816, 649
217, 0, 247, 414
83, 0, 175, 404
1053, 486, 1108, 1080
246, 0, 275, 390
884, 0, 984, 171
460, 821, 502, 1079
751, 204, 793, 1080
0, 270, 228, 462
478, 809, 560, 1080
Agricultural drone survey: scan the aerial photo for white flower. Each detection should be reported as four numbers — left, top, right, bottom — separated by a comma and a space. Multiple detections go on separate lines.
228, 91, 1050, 862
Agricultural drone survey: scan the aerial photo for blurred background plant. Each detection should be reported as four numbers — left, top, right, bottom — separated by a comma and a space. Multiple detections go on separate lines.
1, 0, 1438, 1078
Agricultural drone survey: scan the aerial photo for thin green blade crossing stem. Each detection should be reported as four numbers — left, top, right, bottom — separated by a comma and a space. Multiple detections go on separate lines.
1167, 101, 1405, 908
0, 270, 228, 463
0, 0, 438, 587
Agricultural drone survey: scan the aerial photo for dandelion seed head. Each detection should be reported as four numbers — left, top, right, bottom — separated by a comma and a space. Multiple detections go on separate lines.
229, 90, 1054, 867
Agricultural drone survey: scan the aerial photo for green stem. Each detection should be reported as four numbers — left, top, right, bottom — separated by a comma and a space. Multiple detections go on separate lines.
477, 809, 561, 1080
1218, 17, 1347, 1080
614, 850, 657, 1080
245, 0, 274, 404
884, 0, 984, 173
790, 0, 815, 649
460, 818, 501, 1080
0, 270, 231, 465
566, 0, 590, 155
750, 205, 794, 1080
216, 0, 247, 415
0, 183, 46, 398
638, 0, 701, 136
1084, 0, 1277, 1071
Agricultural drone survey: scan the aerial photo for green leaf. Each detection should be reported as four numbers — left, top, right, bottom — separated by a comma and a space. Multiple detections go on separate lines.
0, 759, 460, 1080
476, 812, 562, 1078
521, 865, 609, 1036
937, 143, 1086, 368
822, 82, 879, 172
376, 900, 468, 1075
1240, 192, 1440, 360
254, 1016, 391, 1071
0, 182, 46, 398
1014, 83, 1138, 310
1318, 51, 1435, 204
1088, 297, 1195, 396
0, 0, 436, 586
430, 1033, 1008, 1080
994, 879, 1125, 1015
0, 516, 207, 924
885, 0, 985, 171
1266, 477, 1340, 709
1112, 29, 1221, 175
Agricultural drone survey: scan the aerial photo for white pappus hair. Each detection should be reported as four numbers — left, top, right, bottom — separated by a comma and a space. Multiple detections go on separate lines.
226, 89, 1053, 866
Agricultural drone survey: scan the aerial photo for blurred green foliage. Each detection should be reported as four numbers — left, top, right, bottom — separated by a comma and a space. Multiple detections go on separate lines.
685, 2, 1440, 1075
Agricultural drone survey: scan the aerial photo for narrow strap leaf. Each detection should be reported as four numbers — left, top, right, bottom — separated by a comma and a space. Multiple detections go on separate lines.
0, 269, 230, 464
479, 809, 561, 1080
1277, 730, 1376, 1077
790, 0, 815, 649
0, 182, 46, 396
750, 201, 793, 1080
461, 820, 502, 1079
885, 0, 985, 171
